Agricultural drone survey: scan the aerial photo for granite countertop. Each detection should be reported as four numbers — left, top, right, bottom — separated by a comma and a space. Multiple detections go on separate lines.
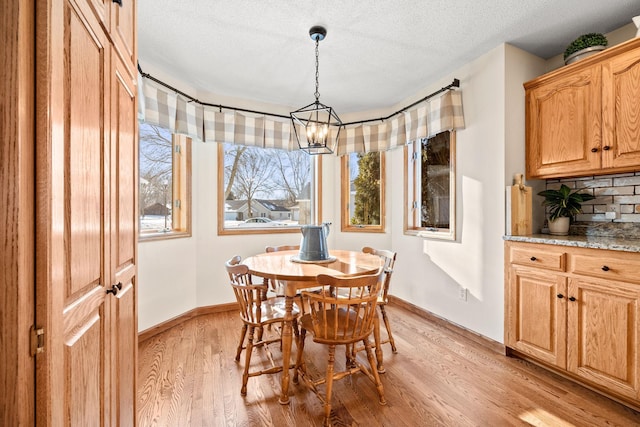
503, 234, 640, 253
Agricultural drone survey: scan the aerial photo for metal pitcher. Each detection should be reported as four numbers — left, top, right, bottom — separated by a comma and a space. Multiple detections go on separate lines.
299, 222, 331, 261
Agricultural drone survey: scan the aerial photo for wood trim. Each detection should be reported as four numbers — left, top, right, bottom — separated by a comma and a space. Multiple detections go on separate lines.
138, 303, 238, 343
1, 1, 35, 425
389, 295, 505, 355
340, 152, 386, 233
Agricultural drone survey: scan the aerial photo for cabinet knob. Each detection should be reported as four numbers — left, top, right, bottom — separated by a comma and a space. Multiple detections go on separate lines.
591, 148, 598, 153
106, 284, 120, 295
602, 265, 610, 271
603, 145, 611, 151
568, 296, 576, 302
557, 293, 564, 299
113, 0, 123, 6
530, 256, 537, 261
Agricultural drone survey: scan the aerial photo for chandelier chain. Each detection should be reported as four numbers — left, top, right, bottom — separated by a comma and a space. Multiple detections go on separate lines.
314, 38, 320, 102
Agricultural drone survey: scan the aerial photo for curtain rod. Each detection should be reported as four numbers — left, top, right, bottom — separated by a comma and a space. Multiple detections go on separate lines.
137, 63, 459, 126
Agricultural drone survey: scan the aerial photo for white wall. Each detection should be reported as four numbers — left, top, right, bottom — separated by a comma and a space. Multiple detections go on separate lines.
138, 26, 637, 339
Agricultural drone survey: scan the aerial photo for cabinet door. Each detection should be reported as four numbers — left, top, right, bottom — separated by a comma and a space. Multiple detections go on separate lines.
110, 0, 136, 73
602, 46, 640, 170
109, 53, 138, 425
526, 66, 602, 178
36, 0, 112, 424
506, 266, 567, 368
567, 277, 640, 399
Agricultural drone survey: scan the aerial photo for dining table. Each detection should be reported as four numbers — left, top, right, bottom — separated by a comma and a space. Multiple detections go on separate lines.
243, 249, 383, 404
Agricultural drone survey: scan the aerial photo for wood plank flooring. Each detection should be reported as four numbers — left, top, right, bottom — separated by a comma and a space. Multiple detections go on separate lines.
137, 304, 640, 426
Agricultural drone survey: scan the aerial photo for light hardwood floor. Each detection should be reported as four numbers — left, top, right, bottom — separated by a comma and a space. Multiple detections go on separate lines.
138, 304, 640, 426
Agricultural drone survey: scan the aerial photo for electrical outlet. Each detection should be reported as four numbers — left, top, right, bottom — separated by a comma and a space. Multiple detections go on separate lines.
606, 204, 620, 220
458, 286, 467, 301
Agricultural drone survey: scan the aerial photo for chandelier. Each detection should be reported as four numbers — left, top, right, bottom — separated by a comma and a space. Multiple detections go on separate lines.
291, 26, 342, 155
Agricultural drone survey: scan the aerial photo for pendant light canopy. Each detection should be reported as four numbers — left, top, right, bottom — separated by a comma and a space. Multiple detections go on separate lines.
291, 26, 342, 155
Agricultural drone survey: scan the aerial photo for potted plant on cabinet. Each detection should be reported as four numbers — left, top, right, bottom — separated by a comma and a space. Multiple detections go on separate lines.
564, 33, 608, 65
538, 184, 596, 235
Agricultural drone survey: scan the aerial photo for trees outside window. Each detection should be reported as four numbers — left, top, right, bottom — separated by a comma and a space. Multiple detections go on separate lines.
341, 151, 385, 232
218, 143, 320, 234
405, 131, 456, 240
139, 123, 191, 239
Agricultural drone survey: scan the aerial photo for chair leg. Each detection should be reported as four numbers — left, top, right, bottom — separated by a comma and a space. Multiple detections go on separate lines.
379, 305, 397, 353
235, 324, 248, 361
294, 328, 306, 384
363, 338, 386, 406
323, 345, 336, 427
241, 326, 255, 396
373, 314, 384, 373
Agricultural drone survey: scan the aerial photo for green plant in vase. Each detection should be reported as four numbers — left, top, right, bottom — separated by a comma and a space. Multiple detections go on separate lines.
564, 33, 608, 64
538, 184, 596, 235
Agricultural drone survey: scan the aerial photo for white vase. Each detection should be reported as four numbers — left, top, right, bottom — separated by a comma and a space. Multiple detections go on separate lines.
548, 217, 570, 236
634, 15, 640, 38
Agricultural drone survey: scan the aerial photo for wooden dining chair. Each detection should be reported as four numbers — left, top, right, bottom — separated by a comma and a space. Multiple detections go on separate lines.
225, 256, 300, 396
294, 271, 386, 426
363, 247, 398, 354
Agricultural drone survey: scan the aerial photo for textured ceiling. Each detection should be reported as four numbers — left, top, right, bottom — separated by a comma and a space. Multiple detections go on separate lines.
138, 0, 640, 113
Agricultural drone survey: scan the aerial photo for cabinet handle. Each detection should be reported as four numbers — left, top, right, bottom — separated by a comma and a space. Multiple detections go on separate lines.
603, 145, 611, 151
113, 0, 122, 6
557, 294, 564, 299
115, 282, 123, 290
590, 148, 598, 153
106, 284, 120, 295
568, 296, 576, 302
530, 256, 537, 261
602, 265, 610, 271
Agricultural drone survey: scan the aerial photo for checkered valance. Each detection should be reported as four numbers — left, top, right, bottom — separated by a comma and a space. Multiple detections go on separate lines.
336, 89, 465, 155
138, 75, 464, 153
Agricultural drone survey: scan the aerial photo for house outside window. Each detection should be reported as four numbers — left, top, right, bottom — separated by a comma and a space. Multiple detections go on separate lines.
139, 123, 191, 240
341, 151, 385, 232
218, 143, 320, 234
405, 131, 456, 240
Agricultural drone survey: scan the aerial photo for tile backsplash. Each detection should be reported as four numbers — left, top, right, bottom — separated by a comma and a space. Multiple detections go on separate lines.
545, 172, 640, 223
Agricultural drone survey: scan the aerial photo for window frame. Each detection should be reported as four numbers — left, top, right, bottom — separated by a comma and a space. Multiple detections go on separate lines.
139, 130, 192, 242
217, 143, 322, 235
340, 151, 386, 233
404, 131, 456, 240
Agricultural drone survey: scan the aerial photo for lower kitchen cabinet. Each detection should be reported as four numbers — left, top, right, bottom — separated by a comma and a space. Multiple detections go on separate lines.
505, 241, 640, 407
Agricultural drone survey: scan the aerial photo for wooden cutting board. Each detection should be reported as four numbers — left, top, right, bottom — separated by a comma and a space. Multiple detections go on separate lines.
507, 174, 532, 236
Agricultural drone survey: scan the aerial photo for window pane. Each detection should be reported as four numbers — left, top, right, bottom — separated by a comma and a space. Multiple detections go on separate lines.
139, 123, 173, 233
221, 143, 314, 231
421, 132, 450, 228
342, 151, 384, 231
405, 130, 455, 240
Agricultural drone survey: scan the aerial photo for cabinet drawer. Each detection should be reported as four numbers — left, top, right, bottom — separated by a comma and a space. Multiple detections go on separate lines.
570, 252, 640, 284
509, 245, 566, 271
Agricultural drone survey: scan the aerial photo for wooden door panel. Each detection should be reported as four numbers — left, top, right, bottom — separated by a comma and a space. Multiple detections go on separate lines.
526, 68, 601, 178
66, 308, 105, 426
602, 49, 640, 169
507, 267, 567, 368
111, 0, 136, 72
67, 10, 104, 293
55, 1, 111, 425
568, 278, 639, 399
111, 53, 138, 425
113, 64, 137, 269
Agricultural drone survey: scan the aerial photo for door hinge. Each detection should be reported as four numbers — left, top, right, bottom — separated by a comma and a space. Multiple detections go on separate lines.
174, 199, 181, 208
31, 326, 45, 356
175, 145, 181, 154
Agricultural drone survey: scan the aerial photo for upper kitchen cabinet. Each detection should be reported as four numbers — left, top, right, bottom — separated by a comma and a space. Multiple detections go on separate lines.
525, 38, 640, 179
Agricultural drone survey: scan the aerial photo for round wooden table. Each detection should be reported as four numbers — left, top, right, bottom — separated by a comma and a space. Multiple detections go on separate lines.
243, 249, 383, 404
